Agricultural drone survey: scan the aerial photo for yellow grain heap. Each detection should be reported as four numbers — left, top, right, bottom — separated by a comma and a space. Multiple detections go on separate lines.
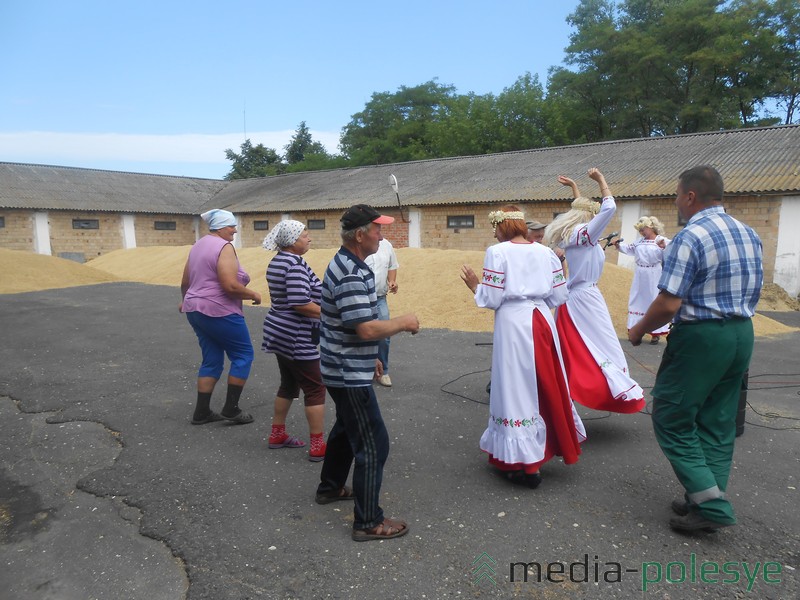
1, 246, 796, 338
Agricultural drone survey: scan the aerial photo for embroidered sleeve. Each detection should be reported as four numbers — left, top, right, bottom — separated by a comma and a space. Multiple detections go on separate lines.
545, 250, 568, 309
474, 246, 506, 310
481, 267, 505, 289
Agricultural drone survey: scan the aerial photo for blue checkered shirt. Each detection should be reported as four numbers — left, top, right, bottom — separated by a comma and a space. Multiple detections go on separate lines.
659, 206, 763, 323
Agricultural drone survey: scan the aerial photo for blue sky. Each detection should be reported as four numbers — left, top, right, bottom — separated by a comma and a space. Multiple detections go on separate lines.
1, 1, 581, 179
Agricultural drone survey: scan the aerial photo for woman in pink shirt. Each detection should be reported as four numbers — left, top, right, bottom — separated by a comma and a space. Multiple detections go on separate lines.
180, 209, 261, 425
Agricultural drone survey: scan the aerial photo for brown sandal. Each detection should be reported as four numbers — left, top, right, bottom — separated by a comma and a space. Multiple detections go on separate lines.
352, 517, 409, 542
315, 486, 354, 505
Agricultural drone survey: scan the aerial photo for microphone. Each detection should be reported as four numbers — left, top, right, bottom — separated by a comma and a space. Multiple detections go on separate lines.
601, 231, 622, 250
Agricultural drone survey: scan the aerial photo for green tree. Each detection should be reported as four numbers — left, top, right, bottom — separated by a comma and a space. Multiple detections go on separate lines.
429, 92, 504, 156
762, 0, 800, 124
546, 0, 619, 142
224, 139, 284, 180
549, 0, 791, 138
339, 80, 458, 165
284, 153, 350, 174
284, 121, 329, 165
494, 73, 556, 150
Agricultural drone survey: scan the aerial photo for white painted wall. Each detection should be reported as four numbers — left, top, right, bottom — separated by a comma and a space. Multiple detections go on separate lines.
774, 196, 800, 297
615, 201, 641, 270
193, 216, 201, 242
33, 211, 51, 255
121, 214, 136, 249
408, 209, 421, 248
233, 215, 243, 248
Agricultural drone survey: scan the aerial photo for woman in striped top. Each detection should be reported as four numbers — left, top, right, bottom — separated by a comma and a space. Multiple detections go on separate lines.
262, 220, 327, 462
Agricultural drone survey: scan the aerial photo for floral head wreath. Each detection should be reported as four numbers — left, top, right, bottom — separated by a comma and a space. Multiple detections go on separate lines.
635, 216, 664, 235
570, 196, 601, 215
488, 210, 525, 230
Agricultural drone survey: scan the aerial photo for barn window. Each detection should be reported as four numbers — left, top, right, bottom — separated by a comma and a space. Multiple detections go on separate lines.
154, 221, 177, 230
447, 215, 474, 228
253, 220, 270, 230
0, 216, 5, 228
72, 219, 99, 229
307, 219, 326, 230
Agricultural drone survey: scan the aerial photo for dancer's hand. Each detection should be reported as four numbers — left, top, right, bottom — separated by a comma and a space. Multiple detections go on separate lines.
461, 265, 479, 294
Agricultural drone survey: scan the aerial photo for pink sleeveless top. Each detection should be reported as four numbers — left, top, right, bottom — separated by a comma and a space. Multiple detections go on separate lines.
181, 235, 250, 317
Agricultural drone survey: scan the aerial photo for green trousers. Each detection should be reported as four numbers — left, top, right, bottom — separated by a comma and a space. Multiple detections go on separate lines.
651, 318, 754, 524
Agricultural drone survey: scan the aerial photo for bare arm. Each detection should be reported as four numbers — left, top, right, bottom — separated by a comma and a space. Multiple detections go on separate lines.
179, 259, 191, 311
293, 302, 321, 319
588, 167, 611, 197
558, 175, 580, 198
387, 268, 398, 294
180, 259, 191, 296
628, 291, 682, 346
354, 313, 419, 340
217, 244, 262, 305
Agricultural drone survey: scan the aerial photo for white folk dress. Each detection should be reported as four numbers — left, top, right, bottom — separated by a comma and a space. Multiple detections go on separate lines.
555, 196, 645, 414
617, 236, 670, 335
474, 240, 586, 473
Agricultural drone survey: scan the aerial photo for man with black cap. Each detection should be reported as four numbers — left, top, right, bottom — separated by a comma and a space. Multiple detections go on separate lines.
315, 204, 420, 542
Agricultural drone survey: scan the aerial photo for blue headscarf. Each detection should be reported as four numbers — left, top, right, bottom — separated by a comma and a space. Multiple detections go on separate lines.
201, 209, 237, 230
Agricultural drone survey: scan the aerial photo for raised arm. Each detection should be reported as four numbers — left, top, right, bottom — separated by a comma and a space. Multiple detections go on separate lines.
558, 175, 580, 198
584, 168, 616, 242
588, 167, 611, 197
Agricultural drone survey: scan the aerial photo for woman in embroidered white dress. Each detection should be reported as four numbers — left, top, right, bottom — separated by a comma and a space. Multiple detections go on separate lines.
544, 168, 645, 414
461, 205, 585, 488
614, 216, 670, 344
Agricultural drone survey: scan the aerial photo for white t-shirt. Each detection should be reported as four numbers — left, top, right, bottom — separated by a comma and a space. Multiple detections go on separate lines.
365, 239, 399, 297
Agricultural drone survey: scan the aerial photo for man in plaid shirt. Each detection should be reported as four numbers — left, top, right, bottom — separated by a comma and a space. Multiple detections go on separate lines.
629, 165, 763, 533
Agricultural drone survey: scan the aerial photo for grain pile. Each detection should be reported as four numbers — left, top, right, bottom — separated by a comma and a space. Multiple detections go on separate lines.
1, 246, 797, 338
0, 248, 120, 293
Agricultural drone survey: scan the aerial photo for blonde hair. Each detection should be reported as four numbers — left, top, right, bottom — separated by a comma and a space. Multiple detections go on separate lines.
543, 196, 601, 246
634, 216, 665, 236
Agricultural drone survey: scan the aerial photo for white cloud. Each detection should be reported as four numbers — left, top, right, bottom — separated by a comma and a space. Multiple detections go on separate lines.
0, 129, 341, 164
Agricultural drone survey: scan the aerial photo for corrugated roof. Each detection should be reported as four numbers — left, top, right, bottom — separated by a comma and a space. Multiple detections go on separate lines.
0, 163, 225, 213
2, 126, 798, 215
210, 125, 800, 213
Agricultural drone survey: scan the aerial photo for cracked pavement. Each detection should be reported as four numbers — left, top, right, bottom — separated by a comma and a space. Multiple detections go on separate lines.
1, 283, 798, 599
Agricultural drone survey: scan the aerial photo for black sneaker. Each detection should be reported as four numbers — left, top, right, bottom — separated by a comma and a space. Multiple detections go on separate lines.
671, 499, 690, 516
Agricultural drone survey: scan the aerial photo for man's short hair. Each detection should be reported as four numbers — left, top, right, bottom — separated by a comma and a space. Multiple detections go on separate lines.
679, 165, 724, 204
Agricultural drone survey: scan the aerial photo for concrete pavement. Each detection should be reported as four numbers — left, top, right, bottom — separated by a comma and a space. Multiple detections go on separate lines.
1, 283, 798, 599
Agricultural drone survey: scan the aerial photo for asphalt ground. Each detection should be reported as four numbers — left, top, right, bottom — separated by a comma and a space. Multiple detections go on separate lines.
1, 283, 798, 600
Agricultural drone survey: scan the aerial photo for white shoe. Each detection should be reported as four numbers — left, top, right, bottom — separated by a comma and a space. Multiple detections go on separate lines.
377, 374, 392, 387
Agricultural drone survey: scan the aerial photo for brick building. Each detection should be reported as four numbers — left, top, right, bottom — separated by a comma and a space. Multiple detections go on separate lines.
1, 125, 799, 295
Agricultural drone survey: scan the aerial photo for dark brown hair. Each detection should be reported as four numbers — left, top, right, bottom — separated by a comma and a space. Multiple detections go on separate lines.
679, 165, 724, 204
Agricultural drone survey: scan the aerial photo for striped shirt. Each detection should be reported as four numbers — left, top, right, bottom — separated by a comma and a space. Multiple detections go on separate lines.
659, 206, 763, 322
320, 247, 379, 387
262, 251, 322, 360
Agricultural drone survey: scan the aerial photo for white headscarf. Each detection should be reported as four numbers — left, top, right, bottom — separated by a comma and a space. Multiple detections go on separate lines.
200, 209, 237, 230
262, 220, 306, 251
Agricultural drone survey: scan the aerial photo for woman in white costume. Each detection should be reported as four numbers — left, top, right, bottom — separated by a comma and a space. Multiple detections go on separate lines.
461, 205, 585, 488
614, 216, 670, 344
544, 169, 645, 414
